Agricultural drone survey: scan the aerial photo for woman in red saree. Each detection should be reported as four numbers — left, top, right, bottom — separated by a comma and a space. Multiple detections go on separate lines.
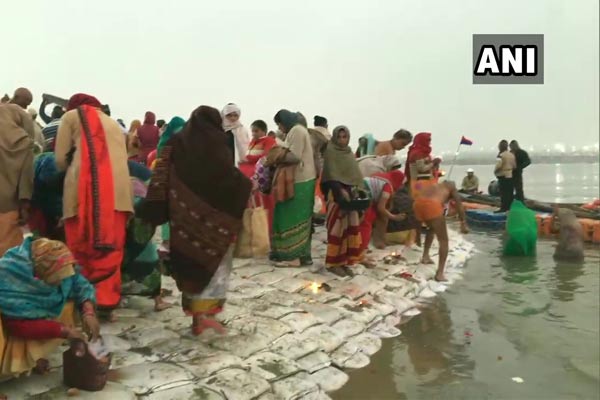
54, 93, 133, 315
238, 120, 276, 231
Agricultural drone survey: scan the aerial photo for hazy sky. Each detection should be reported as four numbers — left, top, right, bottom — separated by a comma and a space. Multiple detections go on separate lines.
2, 0, 598, 152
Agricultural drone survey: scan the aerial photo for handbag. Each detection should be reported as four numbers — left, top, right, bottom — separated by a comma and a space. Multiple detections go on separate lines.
254, 156, 275, 194
234, 196, 271, 258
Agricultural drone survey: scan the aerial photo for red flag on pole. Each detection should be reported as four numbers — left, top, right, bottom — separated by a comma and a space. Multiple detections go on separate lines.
460, 136, 473, 146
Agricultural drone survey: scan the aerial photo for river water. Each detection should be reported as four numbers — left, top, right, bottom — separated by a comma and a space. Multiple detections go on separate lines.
334, 163, 600, 399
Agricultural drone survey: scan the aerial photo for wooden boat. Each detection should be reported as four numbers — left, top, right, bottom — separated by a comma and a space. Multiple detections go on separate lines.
458, 193, 600, 221
449, 194, 600, 244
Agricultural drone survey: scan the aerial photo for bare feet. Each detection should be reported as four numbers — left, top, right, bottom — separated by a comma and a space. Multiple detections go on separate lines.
33, 358, 50, 375
361, 258, 377, 269
421, 256, 435, 265
434, 272, 448, 282
342, 266, 355, 277
154, 297, 173, 312
192, 317, 226, 336
328, 266, 348, 278
274, 259, 301, 268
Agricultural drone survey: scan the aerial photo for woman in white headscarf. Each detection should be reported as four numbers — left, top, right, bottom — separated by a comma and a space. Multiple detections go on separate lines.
221, 103, 250, 165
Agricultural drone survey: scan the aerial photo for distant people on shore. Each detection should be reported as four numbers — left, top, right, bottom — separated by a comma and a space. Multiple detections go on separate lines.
375, 129, 412, 156
461, 168, 480, 194
494, 140, 516, 213
510, 140, 531, 201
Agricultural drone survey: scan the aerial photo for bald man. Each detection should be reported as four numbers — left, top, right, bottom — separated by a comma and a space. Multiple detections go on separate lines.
10, 88, 33, 109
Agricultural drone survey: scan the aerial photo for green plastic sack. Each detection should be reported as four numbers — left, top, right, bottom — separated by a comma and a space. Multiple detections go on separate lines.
503, 201, 537, 256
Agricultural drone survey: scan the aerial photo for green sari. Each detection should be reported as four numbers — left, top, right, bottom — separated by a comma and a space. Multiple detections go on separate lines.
271, 179, 316, 262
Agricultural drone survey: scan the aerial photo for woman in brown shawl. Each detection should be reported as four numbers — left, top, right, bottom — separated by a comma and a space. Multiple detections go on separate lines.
321, 126, 364, 277
141, 105, 251, 335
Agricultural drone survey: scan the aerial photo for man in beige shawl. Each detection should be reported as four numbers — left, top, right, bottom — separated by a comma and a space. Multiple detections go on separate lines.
0, 103, 35, 255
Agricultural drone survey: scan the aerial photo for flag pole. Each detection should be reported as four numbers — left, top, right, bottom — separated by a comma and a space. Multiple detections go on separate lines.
446, 141, 463, 180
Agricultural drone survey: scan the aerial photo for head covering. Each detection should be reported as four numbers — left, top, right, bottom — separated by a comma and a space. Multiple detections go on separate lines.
321, 125, 364, 187
358, 134, 377, 157
221, 103, 242, 131
66, 93, 102, 111
314, 115, 327, 127
467, 168, 474, 173
157, 116, 186, 155
172, 105, 252, 219
31, 238, 76, 286
143, 111, 156, 125
274, 109, 299, 133
405, 132, 432, 178
128, 119, 142, 134
137, 112, 160, 161
374, 170, 405, 191
296, 112, 308, 127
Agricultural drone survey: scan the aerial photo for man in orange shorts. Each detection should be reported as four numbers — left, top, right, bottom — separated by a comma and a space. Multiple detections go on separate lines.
413, 181, 468, 281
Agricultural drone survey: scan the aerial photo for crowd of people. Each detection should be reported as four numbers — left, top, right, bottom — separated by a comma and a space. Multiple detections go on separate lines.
0, 87, 471, 380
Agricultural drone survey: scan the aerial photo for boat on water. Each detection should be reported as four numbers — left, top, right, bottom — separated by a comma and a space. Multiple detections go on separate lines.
447, 193, 600, 244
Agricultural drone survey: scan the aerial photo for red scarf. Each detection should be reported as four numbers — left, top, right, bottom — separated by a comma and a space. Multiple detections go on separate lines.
405, 132, 432, 179
73, 106, 116, 252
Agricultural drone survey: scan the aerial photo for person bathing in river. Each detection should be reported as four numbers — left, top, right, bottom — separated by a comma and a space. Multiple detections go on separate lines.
551, 207, 585, 262
413, 181, 469, 282
321, 126, 365, 278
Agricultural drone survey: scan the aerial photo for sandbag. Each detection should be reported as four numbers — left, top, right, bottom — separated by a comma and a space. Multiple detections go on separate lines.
234, 197, 270, 258
503, 200, 537, 256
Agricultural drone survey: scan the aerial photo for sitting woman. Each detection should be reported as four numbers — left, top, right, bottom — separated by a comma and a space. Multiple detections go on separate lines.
0, 238, 99, 378
321, 126, 365, 278
359, 170, 406, 267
